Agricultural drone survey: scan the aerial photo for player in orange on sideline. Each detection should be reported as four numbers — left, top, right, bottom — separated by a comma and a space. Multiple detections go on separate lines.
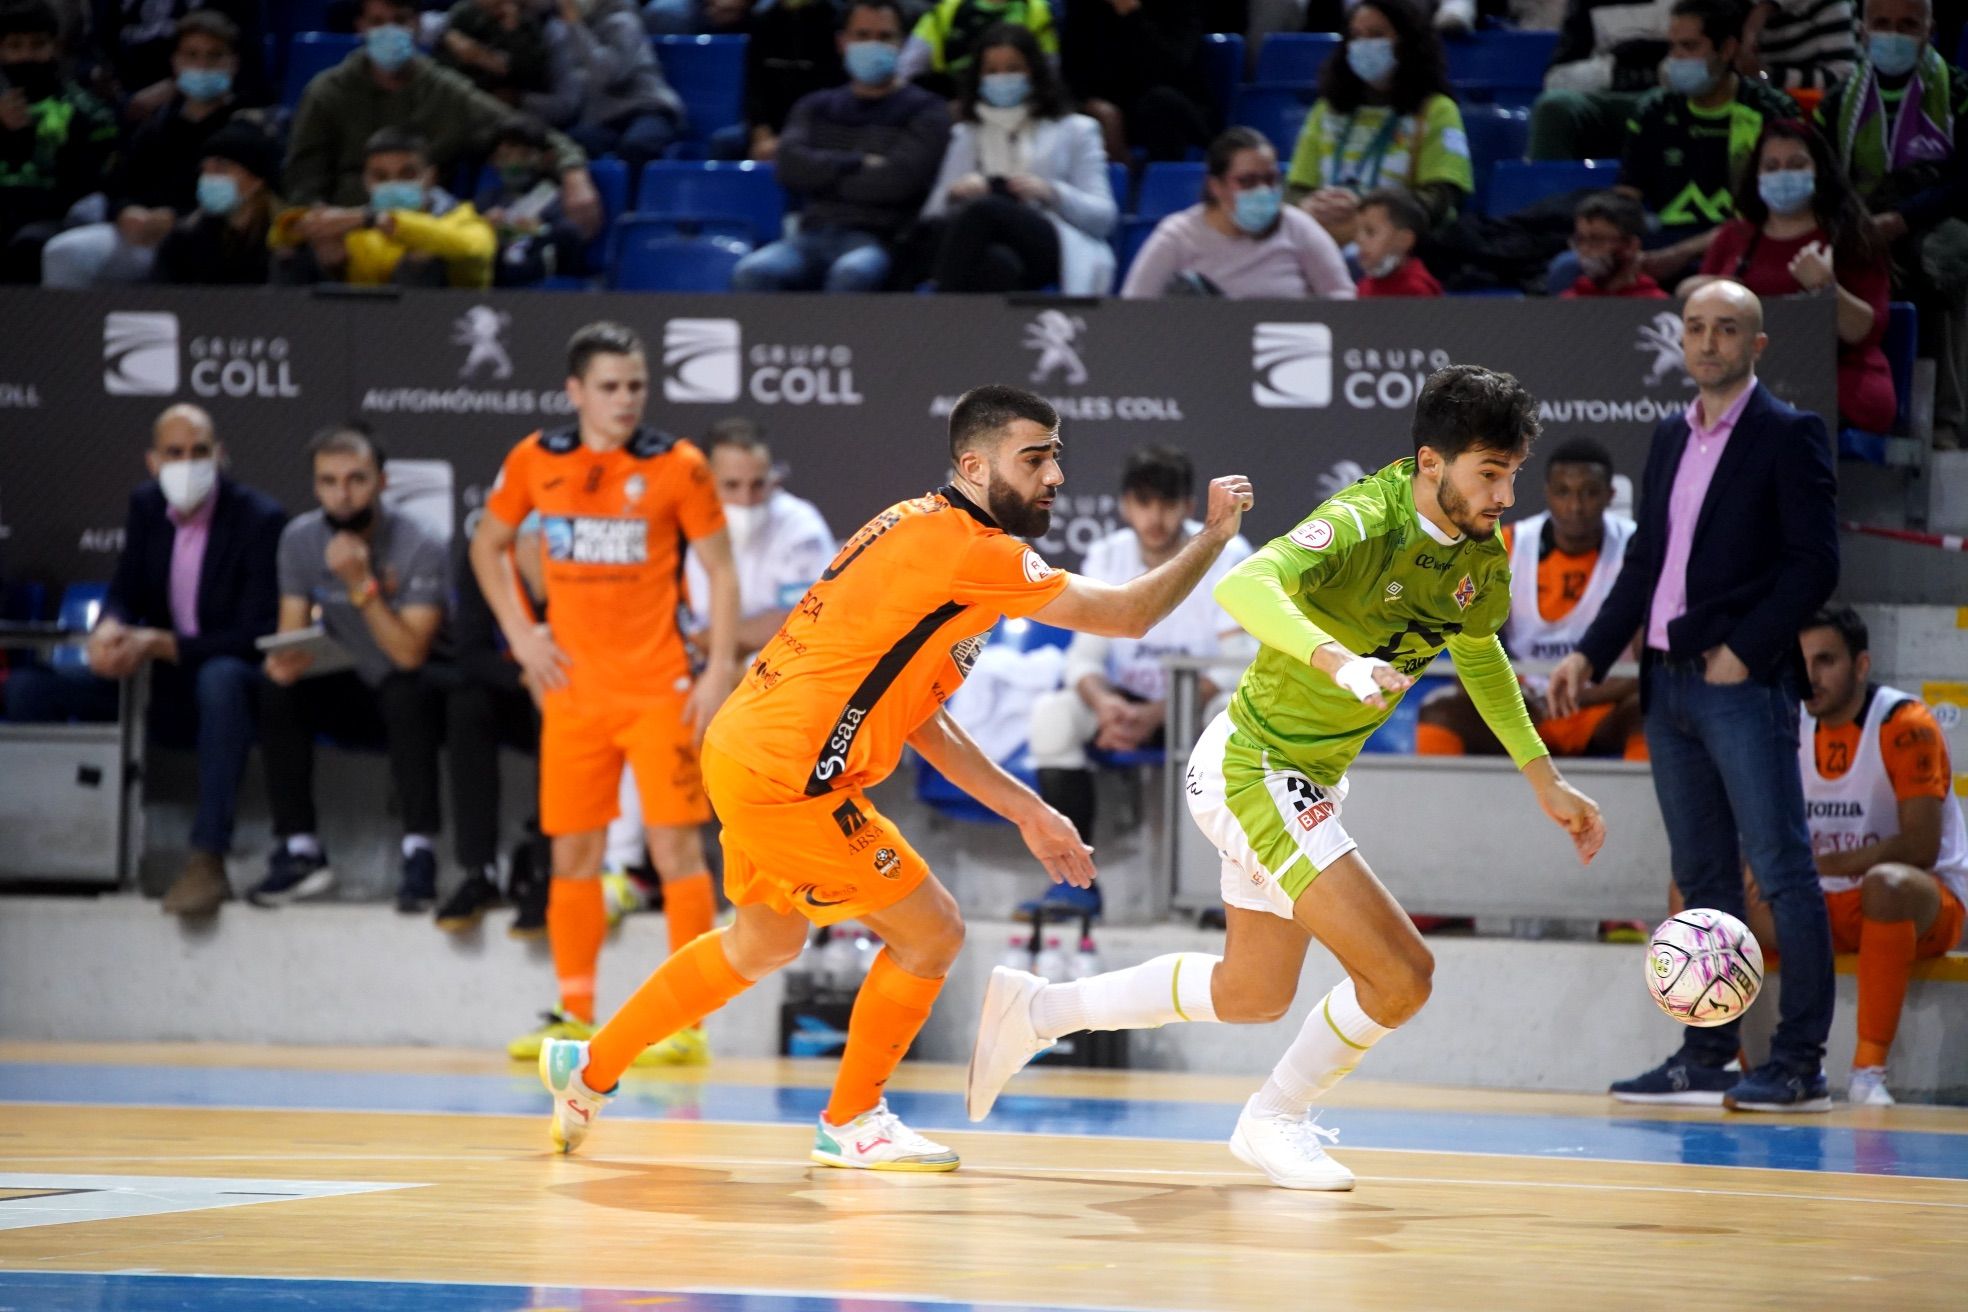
471, 322, 741, 1069
536, 383, 1255, 1168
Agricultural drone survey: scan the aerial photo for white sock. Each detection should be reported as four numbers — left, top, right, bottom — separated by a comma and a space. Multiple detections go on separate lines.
402, 834, 434, 857
1030, 953, 1220, 1040
1249, 977, 1394, 1119
285, 834, 322, 858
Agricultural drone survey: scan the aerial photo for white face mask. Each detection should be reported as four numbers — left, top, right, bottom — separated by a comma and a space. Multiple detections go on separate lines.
723, 501, 769, 548
159, 458, 217, 513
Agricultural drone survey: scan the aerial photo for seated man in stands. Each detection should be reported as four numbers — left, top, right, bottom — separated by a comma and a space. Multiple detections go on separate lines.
273, 127, 496, 287
4, 404, 285, 919
251, 426, 448, 914
475, 114, 589, 286
1560, 191, 1670, 299
1417, 437, 1643, 760
0, 0, 119, 283
1022, 445, 1253, 919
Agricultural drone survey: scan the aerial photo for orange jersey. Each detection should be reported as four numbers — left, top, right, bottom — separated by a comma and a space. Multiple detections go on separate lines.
1500, 524, 1601, 624
485, 426, 725, 699
708, 484, 1070, 796
1814, 694, 1952, 802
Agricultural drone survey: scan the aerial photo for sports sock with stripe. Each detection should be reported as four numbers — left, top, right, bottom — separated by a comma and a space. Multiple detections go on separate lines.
585, 928, 752, 1090
1248, 976, 1392, 1118
826, 950, 945, 1125
1030, 952, 1220, 1040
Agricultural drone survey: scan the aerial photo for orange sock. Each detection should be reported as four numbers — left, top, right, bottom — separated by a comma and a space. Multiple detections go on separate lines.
549, 876, 607, 1023
1623, 732, 1650, 762
1854, 916, 1918, 1069
586, 928, 751, 1090
825, 949, 945, 1126
1414, 722, 1463, 755
662, 871, 716, 955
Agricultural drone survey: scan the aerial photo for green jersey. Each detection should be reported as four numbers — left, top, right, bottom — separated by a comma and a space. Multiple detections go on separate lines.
1216, 458, 1543, 785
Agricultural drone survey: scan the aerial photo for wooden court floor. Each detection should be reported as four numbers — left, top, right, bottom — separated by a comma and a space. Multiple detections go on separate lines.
1, 1042, 1965, 1311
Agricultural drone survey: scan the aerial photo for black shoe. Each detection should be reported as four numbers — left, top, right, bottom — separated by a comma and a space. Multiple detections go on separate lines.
1609, 1052, 1738, 1105
396, 847, 438, 914
248, 845, 334, 908
1723, 1060, 1833, 1113
510, 868, 548, 940
435, 868, 504, 932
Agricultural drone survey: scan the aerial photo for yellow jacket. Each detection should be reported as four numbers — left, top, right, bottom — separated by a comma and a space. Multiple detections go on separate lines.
344, 202, 496, 289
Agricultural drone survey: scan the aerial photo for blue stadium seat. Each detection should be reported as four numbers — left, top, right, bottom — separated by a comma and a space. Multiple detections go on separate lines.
657, 34, 747, 145
1444, 29, 1559, 105
1485, 158, 1618, 216
1230, 83, 1311, 161
1839, 301, 1919, 463
1254, 32, 1342, 85
270, 1, 337, 38
283, 32, 359, 108
1460, 103, 1529, 213
585, 156, 630, 266
607, 225, 750, 291
53, 582, 108, 673
1135, 160, 1206, 220
1201, 32, 1245, 122
1109, 161, 1132, 214
1115, 215, 1159, 285
634, 161, 785, 245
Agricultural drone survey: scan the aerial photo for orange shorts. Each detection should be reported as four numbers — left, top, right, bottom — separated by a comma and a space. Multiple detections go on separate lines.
1536, 701, 1618, 757
1825, 881, 1966, 956
539, 691, 711, 837
702, 741, 929, 928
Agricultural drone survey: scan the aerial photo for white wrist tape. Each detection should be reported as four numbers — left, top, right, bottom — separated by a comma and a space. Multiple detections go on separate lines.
1333, 656, 1392, 702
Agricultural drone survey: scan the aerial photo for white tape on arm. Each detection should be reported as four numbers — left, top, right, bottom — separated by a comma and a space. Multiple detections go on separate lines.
1333, 656, 1393, 702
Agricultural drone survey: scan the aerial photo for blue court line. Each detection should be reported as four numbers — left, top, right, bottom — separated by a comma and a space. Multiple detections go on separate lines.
6, 1061, 1968, 1181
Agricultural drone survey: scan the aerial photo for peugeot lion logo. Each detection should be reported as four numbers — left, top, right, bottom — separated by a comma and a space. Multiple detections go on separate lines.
453, 306, 513, 381
1023, 310, 1088, 386
1637, 312, 1692, 386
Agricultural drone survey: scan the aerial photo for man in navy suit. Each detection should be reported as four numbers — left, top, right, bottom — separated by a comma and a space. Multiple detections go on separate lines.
6, 404, 286, 917
1551, 280, 1840, 1111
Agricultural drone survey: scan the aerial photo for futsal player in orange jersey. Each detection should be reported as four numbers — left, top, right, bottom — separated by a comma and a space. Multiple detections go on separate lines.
472, 322, 741, 1067
538, 383, 1255, 1168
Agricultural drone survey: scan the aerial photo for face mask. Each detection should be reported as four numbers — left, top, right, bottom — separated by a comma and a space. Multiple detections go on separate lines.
498, 162, 542, 190
196, 172, 241, 216
1868, 32, 1921, 78
1232, 184, 1282, 235
364, 24, 417, 73
979, 72, 1030, 109
1365, 251, 1403, 279
369, 180, 426, 212
323, 505, 375, 534
159, 458, 217, 514
1664, 56, 1716, 96
1346, 37, 1397, 86
1578, 251, 1618, 282
176, 67, 232, 101
1757, 167, 1816, 216
842, 40, 898, 86
2, 59, 59, 100
723, 501, 769, 547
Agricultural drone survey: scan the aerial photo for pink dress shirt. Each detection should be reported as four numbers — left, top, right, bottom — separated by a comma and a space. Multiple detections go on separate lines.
1647, 379, 1758, 653
166, 492, 216, 639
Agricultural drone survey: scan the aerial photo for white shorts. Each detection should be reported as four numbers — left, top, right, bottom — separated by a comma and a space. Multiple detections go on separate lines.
1184, 710, 1357, 921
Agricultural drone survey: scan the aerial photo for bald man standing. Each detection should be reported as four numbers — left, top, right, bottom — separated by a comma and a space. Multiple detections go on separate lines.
1551, 281, 1840, 1112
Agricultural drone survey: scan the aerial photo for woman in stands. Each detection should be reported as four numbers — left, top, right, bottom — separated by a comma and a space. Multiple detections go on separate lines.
1284, 0, 1472, 245
1680, 119, 1895, 434
918, 23, 1116, 294
1119, 126, 1354, 300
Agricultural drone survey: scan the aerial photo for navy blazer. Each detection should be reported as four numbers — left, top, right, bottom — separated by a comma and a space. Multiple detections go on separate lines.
104, 477, 288, 666
1575, 382, 1838, 692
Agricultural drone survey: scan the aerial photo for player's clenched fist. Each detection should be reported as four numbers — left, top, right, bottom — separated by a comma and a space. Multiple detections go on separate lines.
1204, 475, 1255, 538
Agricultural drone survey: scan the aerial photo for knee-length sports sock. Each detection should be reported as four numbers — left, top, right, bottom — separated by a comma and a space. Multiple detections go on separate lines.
585, 929, 751, 1090
1854, 916, 1918, 1069
1030, 952, 1221, 1039
549, 876, 607, 1023
1248, 977, 1394, 1118
662, 871, 716, 955
825, 950, 945, 1125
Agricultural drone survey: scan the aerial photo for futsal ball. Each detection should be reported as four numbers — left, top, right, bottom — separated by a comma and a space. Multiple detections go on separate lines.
1646, 909, 1764, 1027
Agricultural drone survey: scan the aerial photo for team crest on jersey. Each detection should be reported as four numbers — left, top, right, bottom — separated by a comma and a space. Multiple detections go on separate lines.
1022, 549, 1054, 582
623, 473, 646, 507
1453, 575, 1475, 609
1289, 519, 1334, 550
873, 847, 902, 879
542, 515, 649, 565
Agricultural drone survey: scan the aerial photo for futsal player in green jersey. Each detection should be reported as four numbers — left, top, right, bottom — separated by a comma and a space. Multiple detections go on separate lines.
967, 365, 1607, 1189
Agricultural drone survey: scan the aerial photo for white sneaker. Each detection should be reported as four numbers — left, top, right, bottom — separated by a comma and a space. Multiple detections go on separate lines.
538, 1038, 615, 1154
1848, 1066, 1896, 1106
1229, 1101, 1356, 1191
966, 966, 1054, 1122
811, 1099, 959, 1172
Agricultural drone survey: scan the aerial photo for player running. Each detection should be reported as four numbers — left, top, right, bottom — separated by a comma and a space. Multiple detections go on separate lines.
537, 384, 1254, 1168
472, 322, 741, 1068
967, 365, 1606, 1190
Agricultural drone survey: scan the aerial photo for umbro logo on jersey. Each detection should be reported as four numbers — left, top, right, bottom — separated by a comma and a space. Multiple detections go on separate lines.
1385, 582, 1403, 598
833, 799, 866, 837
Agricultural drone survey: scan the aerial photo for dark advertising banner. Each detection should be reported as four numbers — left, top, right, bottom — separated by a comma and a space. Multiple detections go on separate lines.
0, 289, 1837, 588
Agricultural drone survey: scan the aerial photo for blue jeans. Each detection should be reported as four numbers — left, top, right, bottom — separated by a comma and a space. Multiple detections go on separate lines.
569, 113, 680, 178
1643, 660, 1834, 1072
730, 225, 890, 292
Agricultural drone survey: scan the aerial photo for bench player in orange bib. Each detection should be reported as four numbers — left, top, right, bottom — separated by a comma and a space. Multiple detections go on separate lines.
471, 322, 741, 1067
537, 384, 1255, 1169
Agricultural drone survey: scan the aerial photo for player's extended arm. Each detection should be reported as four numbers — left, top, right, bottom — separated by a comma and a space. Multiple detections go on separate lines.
1817, 795, 1943, 878
470, 508, 570, 692
683, 528, 743, 743
1445, 631, 1548, 770
1214, 555, 1410, 709
907, 708, 1095, 888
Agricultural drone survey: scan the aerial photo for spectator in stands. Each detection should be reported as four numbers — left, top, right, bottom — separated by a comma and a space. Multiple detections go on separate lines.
541, 0, 686, 177
643, 0, 753, 35
1284, 0, 1473, 245
437, 0, 551, 103
1121, 125, 1354, 298
0, 0, 118, 283
94, 0, 268, 119
900, 0, 1058, 90
1060, 0, 1213, 164
153, 115, 280, 284
273, 126, 497, 287
1353, 185, 1442, 295
3, 404, 284, 919
252, 426, 448, 913
40, 9, 244, 288
1681, 120, 1896, 432
919, 22, 1116, 294
1559, 190, 1669, 298
1740, 0, 1859, 91
284, 0, 600, 238
1023, 445, 1252, 919
476, 113, 589, 285
720, 0, 844, 162
1550, 279, 1840, 1112
1418, 438, 1643, 760
1529, 0, 1673, 162
730, 0, 950, 291
1815, 0, 1968, 449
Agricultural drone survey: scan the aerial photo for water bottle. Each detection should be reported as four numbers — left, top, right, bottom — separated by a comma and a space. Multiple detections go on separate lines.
999, 934, 1032, 973
1034, 936, 1067, 982
1068, 934, 1102, 982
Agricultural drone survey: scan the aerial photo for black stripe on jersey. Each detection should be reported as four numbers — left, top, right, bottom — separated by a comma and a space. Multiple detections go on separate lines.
804, 600, 965, 796
938, 483, 997, 528
536, 426, 679, 457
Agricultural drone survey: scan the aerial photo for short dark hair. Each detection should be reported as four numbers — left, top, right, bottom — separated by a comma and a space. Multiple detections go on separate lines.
1360, 186, 1427, 236
1574, 190, 1647, 240
840, 0, 906, 32
1670, 0, 1748, 51
0, 0, 59, 38
490, 113, 551, 154
1413, 365, 1541, 462
307, 422, 386, 471
1120, 445, 1194, 503
949, 384, 1058, 460
566, 321, 643, 379
1545, 436, 1614, 483
176, 8, 240, 52
364, 126, 429, 163
705, 416, 767, 456
1804, 605, 1868, 658
1203, 126, 1275, 207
